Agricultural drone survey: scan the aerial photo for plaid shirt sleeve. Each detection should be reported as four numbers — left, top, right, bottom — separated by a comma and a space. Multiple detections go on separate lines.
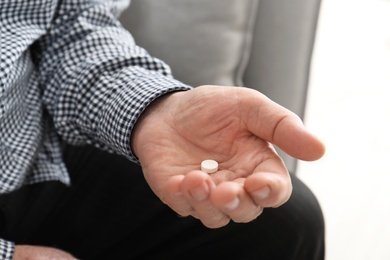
1, 0, 191, 254
33, 0, 192, 162
0, 239, 14, 260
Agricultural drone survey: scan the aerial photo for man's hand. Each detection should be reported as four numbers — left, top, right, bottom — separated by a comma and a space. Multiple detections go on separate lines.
13, 245, 77, 260
132, 85, 325, 228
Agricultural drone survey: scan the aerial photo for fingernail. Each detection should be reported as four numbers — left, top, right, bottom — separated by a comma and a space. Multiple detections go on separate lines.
224, 197, 239, 211
253, 186, 271, 200
189, 183, 209, 201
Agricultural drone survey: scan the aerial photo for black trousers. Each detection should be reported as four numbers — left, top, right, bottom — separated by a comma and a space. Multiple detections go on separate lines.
0, 144, 325, 260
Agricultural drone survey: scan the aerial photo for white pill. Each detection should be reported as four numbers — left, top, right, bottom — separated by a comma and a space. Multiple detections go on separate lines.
201, 159, 218, 173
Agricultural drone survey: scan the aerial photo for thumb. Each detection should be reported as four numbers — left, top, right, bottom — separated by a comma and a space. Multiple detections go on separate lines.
271, 115, 326, 161
242, 90, 325, 161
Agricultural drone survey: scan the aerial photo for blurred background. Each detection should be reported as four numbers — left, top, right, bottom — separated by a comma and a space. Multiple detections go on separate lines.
297, 0, 390, 259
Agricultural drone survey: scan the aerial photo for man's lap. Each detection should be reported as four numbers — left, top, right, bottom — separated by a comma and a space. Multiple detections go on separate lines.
0, 144, 325, 259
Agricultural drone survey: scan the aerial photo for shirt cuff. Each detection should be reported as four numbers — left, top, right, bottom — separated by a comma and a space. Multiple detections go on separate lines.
98, 71, 192, 163
0, 239, 15, 260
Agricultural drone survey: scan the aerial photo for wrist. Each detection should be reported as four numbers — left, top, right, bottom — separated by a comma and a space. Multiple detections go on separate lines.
130, 90, 186, 162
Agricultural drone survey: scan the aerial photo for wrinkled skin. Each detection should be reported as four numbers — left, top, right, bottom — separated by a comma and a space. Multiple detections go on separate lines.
132, 85, 325, 228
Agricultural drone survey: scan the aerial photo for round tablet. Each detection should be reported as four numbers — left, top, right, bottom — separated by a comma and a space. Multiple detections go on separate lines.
201, 159, 218, 173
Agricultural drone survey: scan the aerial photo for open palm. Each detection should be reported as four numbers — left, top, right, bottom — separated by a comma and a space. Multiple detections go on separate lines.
132, 85, 325, 228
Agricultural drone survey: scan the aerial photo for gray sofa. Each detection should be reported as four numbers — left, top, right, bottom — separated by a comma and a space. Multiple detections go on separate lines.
119, 0, 322, 173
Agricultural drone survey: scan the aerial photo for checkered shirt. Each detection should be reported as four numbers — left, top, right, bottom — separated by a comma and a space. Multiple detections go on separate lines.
0, 0, 191, 257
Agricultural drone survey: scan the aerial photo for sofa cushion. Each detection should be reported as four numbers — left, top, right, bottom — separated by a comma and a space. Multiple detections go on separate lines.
119, 0, 259, 87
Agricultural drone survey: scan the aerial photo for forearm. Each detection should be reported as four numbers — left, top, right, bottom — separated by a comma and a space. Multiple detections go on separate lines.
33, 0, 191, 161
